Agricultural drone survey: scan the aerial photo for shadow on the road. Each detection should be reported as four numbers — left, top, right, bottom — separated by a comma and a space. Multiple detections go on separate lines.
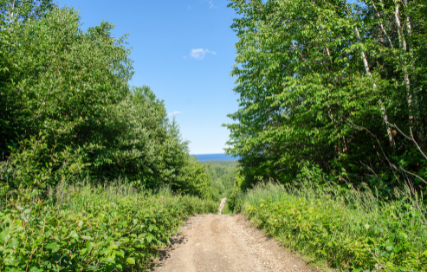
150, 235, 188, 270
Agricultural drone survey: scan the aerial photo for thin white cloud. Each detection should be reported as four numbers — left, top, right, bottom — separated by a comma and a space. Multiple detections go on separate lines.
189, 48, 217, 60
204, 0, 216, 9
187, 1, 216, 11
168, 111, 182, 117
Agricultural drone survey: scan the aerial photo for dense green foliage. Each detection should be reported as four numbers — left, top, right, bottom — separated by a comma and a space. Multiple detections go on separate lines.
225, 0, 427, 193
225, 1, 427, 270
0, 182, 217, 271
225, 1, 427, 267
0, 3, 217, 270
201, 161, 239, 200
0, 0, 212, 198
235, 181, 427, 271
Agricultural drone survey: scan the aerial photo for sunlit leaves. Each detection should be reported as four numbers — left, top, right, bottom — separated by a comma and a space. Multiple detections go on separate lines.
241, 181, 427, 271
0, 184, 218, 271
226, 0, 427, 190
0, 3, 213, 197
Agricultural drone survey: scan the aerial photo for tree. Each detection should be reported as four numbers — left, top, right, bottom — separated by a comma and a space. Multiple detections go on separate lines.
1, 4, 213, 197
226, 0, 427, 192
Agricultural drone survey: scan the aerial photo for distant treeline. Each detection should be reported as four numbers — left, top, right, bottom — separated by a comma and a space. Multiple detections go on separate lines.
201, 161, 239, 200
0, 0, 211, 198
226, 0, 427, 195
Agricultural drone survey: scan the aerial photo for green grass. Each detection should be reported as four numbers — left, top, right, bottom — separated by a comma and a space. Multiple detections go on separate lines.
220, 200, 233, 215
238, 182, 427, 271
0, 181, 217, 271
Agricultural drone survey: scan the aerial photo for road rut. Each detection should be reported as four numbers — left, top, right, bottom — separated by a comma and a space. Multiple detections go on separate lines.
154, 214, 314, 272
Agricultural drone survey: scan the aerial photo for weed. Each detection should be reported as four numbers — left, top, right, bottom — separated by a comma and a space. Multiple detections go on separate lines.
239, 182, 427, 271
0, 182, 217, 271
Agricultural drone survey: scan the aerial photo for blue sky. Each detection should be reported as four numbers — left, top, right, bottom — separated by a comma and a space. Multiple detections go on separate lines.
55, 0, 239, 154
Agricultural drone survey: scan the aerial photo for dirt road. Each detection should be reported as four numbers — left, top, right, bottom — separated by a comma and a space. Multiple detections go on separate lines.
154, 214, 314, 272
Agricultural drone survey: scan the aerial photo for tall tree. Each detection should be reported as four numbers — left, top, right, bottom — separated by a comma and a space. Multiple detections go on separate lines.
226, 0, 427, 192
1, 4, 213, 198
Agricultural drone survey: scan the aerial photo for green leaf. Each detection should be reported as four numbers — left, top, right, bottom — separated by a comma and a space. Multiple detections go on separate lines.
70, 231, 79, 239
46, 242, 60, 253
0, 229, 10, 244
126, 257, 135, 265
116, 249, 125, 258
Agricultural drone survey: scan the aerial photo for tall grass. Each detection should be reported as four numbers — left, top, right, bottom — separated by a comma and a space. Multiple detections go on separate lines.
242, 182, 287, 207
239, 182, 427, 271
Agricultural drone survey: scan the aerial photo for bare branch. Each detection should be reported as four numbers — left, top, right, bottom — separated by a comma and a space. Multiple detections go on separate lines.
359, 160, 379, 178
389, 123, 427, 161
349, 120, 401, 182
344, 1, 394, 147
9, 0, 16, 22
399, 166, 427, 185
371, 1, 394, 48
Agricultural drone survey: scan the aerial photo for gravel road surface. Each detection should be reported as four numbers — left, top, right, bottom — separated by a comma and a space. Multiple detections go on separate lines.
154, 213, 314, 272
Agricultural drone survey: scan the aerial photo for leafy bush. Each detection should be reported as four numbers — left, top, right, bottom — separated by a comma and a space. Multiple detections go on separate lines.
240, 182, 427, 271
0, 5, 217, 270
0, 182, 217, 271
0, 2, 214, 197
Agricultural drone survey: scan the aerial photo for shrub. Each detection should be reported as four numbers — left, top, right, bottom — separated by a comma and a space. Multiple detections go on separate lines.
241, 182, 427, 271
0, 182, 217, 271
0, 4, 213, 196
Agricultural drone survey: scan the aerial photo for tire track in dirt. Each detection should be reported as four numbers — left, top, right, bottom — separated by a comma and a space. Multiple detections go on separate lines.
154, 212, 315, 272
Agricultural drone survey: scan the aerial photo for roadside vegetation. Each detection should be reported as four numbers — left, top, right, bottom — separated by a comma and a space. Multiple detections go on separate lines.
225, 0, 427, 271
0, 1, 216, 271
0, 182, 217, 271
0, 0, 212, 198
232, 180, 427, 271
225, 0, 427, 192
201, 161, 239, 214
2, 0, 427, 271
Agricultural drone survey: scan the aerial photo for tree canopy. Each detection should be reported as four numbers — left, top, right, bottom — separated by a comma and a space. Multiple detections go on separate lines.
226, 0, 427, 193
0, 0, 212, 198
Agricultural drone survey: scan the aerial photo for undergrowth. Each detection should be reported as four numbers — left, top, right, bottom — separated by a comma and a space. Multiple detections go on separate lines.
238, 182, 427, 272
0, 182, 217, 271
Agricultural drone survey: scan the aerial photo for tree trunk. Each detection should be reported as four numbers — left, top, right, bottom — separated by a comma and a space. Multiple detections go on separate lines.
394, 0, 414, 127
401, 0, 426, 151
352, 20, 395, 147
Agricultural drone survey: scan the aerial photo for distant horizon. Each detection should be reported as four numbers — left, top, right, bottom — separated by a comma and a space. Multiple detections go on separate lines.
191, 152, 227, 155
192, 153, 239, 161
55, 0, 239, 154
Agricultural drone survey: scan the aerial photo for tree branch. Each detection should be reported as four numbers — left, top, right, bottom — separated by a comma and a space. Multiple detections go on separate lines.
389, 123, 427, 161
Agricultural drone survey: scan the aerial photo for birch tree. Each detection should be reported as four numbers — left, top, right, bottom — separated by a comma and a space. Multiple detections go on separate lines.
226, 0, 427, 190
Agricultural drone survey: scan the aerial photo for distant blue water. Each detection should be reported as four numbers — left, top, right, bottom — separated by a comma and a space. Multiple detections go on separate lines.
192, 153, 239, 161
